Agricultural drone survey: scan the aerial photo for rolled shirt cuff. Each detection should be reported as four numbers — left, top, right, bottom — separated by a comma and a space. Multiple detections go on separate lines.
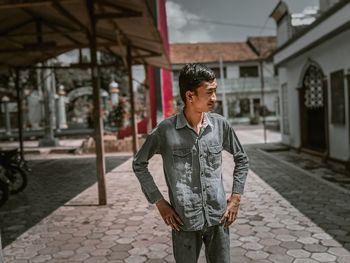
143, 188, 164, 204
232, 183, 245, 195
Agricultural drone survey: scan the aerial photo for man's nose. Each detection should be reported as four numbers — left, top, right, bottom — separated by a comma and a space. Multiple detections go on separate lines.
211, 92, 217, 101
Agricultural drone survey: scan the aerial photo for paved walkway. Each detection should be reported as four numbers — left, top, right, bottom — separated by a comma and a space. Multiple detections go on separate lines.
2, 144, 350, 262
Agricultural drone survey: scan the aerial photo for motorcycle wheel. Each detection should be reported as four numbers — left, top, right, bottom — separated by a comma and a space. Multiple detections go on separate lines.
6, 166, 28, 194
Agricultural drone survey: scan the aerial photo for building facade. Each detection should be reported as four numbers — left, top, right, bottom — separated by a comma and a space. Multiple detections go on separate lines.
170, 37, 279, 124
271, 0, 350, 165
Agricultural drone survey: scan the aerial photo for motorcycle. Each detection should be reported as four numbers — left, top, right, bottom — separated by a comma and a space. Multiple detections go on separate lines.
0, 149, 28, 195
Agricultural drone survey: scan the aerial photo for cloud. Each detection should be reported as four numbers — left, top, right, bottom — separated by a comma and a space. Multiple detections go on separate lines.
166, 1, 214, 43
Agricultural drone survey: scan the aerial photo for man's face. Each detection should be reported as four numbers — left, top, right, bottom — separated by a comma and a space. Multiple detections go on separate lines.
187, 79, 217, 112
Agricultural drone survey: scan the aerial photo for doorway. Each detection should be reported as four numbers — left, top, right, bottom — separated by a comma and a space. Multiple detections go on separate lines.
299, 64, 328, 153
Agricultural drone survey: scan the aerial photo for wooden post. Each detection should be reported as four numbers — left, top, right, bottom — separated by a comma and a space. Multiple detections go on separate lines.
144, 64, 152, 133
0, 230, 4, 263
15, 68, 24, 160
87, 0, 106, 205
127, 45, 138, 154
259, 59, 267, 144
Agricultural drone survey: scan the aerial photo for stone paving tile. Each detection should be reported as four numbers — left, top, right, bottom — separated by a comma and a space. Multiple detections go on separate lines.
0, 156, 131, 247
266, 145, 350, 191
2, 140, 350, 262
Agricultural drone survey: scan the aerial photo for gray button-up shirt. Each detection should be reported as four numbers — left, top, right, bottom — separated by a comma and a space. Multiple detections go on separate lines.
132, 110, 249, 231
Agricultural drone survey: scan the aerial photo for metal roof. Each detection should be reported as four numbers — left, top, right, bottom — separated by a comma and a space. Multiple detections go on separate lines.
0, 0, 170, 69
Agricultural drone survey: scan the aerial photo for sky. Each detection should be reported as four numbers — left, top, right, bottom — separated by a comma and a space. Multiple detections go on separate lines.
166, 0, 320, 43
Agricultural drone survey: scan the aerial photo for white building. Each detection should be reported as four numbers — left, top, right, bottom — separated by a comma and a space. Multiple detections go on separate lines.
170, 37, 279, 124
271, 0, 350, 166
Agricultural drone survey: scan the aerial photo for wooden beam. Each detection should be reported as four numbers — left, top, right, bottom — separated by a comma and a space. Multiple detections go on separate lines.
15, 68, 24, 160
21, 7, 78, 32
52, 1, 117, 42
52, 0, 90, 34
95, 12, 142, 20
131, 44, 161, 57
4, 30, 82, 38
23, 41, 57, 49
127, 44, 138, 154
0, 19, 33, 36
86, 0, 107, 206
41, 19, 83, 45
99, 0, 142, 17
35, 17, 43, 43
0, 41, 117, 53
0, 0, 79, 9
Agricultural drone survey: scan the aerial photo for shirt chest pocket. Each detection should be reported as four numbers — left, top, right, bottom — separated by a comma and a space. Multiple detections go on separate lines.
207, 145, 223, 171
173, 148, 193, 176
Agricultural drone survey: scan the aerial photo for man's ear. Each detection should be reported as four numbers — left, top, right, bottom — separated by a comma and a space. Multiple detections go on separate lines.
185, 91, 194, 102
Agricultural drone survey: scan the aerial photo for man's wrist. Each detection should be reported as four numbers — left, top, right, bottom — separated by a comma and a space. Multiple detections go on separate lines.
229, 193, 241, 202
155, 198, 166, 207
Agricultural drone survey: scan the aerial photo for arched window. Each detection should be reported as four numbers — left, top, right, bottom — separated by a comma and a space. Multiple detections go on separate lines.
303, 65, 324, 109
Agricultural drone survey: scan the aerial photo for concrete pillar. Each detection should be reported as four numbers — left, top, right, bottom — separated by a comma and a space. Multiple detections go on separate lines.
2, 96, 11, 135
55, 94, 60, 131
249, 97, 254, 117
38, 62, 59, 147
219, 56, 228, 118
57, 85, 68, 129
109, 80, 119, 106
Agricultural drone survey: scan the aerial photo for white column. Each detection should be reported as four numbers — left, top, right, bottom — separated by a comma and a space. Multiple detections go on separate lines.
250, 98, 254, 117
57, 85, 68, 129
38, 61, 59, 147
219, 56, 228, 118
109, 80, 119, 106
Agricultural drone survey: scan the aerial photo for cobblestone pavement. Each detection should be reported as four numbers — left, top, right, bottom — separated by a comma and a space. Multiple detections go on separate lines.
0, 156, 131, 248
3, 143, 350, 262
260, 144, 350, 192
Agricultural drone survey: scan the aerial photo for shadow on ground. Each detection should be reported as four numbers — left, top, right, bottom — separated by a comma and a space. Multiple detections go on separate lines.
245, 145, 350, 250
0, 155, 131, 248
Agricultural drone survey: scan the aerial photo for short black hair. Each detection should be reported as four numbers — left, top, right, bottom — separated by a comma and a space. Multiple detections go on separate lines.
178, 63, 216, 103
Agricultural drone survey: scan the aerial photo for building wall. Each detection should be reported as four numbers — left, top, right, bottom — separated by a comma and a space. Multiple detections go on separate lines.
277, 15, 293, 47
279, 29, 350, 161
171, 60, 279, 118
319, 0, 341, 13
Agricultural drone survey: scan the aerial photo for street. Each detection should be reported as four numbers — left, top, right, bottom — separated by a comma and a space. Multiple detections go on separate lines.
1, 127, 350, 263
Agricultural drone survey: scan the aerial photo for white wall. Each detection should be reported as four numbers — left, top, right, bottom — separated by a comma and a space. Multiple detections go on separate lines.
277, 15, 292, 47
226, 64, 239, 79
320, 0, 340, 13
281, 29, 350, 161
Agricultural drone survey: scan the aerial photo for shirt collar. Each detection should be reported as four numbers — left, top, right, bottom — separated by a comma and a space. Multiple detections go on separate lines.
176, 110, 214, 130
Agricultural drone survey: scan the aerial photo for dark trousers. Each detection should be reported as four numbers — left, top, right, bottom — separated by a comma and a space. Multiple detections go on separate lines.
172, 224, 230, 263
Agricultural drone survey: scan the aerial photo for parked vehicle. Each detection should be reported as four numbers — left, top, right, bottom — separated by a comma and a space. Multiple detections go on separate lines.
0, 149, 28, 195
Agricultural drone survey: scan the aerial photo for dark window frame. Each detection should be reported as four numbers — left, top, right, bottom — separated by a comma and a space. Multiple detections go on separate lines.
330, 69, 345, 125
239, 65, 259, 78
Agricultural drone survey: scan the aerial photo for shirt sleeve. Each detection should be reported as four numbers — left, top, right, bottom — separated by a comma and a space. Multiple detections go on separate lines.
222, 121, 249, 195
132, 127, 164, 204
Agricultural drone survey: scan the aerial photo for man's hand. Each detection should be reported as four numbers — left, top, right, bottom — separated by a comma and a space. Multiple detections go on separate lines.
220, 193, 241, 228
156, 199, 184, 231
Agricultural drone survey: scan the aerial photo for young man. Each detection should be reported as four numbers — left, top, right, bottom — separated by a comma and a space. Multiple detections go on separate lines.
133, 63, 249, 263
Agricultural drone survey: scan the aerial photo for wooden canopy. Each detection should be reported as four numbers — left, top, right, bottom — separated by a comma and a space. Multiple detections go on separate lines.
0, 0, 170, 205
0, 0, 170, 69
